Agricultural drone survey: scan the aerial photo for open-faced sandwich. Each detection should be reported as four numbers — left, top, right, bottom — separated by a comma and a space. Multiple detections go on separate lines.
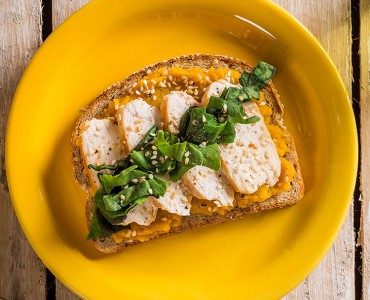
71, 54, 304, 253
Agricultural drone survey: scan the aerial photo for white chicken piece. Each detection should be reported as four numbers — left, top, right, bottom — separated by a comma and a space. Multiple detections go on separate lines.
116, 98, 160, 153
200, 79, 238, 107
119, 197, 158, 226
80, 118, 126, 192
219, 101, 281, 194
182, 166, 234, 207
160, 91, 198, 134
151, 179, 192, 216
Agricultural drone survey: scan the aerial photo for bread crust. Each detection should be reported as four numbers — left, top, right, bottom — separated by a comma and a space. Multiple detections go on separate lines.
71, 54, 304, 253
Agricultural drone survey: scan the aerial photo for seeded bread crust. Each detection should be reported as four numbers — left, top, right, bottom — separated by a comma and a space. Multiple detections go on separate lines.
71, 54, 304, 253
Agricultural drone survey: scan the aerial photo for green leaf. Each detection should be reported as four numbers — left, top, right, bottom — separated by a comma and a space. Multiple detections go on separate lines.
100, 165, 138, 194
88, 159, 128, 174
86, 189, 128, 240
238, 61, 276, 98
134, 125, 158, 151
184, 107, 227, 145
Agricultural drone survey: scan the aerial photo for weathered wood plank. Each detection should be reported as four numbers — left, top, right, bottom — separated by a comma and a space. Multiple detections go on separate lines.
52, 1, 90, 299
359, 0, 370, 298
274, 0, 355, 299
0, 1, 46, 299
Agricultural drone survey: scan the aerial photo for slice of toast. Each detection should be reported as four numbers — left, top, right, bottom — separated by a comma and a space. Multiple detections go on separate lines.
71, 54, 304, 253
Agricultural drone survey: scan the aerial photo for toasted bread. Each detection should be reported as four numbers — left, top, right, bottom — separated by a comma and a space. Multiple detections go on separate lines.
71, 54, 304, 253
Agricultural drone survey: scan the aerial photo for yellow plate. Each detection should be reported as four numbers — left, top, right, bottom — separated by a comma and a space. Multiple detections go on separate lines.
6, 0, 357, 298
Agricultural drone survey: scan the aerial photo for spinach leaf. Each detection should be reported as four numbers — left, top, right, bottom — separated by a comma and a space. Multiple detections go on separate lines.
134, 125, 158, 151
86, 189, 128, 240
239, 61, 276, 100
184, 107, 227, 145
88, 159, 128, 173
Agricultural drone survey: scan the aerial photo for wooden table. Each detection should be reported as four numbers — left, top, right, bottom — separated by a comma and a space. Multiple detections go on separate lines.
0, 0, 367, 299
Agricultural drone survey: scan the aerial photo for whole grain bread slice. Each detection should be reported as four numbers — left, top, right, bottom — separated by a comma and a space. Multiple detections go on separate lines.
71, 54, 304, 253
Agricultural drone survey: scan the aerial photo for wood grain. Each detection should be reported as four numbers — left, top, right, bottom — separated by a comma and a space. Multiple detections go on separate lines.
360, 0, 370, 298
273, 0, 355, 299
0, 1, 46, 299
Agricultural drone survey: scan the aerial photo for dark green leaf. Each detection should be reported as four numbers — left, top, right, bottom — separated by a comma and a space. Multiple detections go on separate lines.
134, 126, 158, 151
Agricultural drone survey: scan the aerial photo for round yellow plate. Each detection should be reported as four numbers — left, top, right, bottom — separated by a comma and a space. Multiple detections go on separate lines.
6, 0, 357, 298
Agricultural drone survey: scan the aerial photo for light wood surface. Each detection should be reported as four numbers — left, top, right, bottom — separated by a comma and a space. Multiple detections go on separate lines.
0, 0, 361, 299
0, 1, 47, 299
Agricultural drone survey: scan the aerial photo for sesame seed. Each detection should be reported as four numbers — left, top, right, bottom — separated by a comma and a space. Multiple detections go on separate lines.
153, 95, 157, 101
200, 142, 207, 146
260, 101, 266, 106
132, 82, 138, 87
189, 80, 194, 85
135, 90, 141, 95
118, 114, 122, 121
212, 207, 218, 212
192, 119, 198, 125
132, 230, 137, 237
132, 179, 138, 183
222, 104, 228, 112
143, 79, 148, 86
127, 239, 133, 243
145, 151, 150, 157
120, 194, 126, 200
149, 174, 154, 179
162, 217, 168, 221
197, 73, 203, 79
139, 85, 144, 92
147, 69, 152, 74
153, 150, 158, 155
152, 160, 158, 165
202, 115, 206, 123
167, 82, 171, 88
152, 145, 157, 150
238, 96, 244, 101
149, 132, 156, 137
124, 184, 129, 189
159, 157, 165, 163
169, 75, 173, 81
167, 166, 172, 170
156, 168, 159, 173
151, 155, 157, 160
208, 207, 212, 212
284, 176, 289, 182
163, 69, 168, 75
159, 82, 166, 88
184, 151, 190, 157
148, 188, 153, 194
205, 76, 210, 82
184, 158, 190, 164
115, 104, 119, 110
